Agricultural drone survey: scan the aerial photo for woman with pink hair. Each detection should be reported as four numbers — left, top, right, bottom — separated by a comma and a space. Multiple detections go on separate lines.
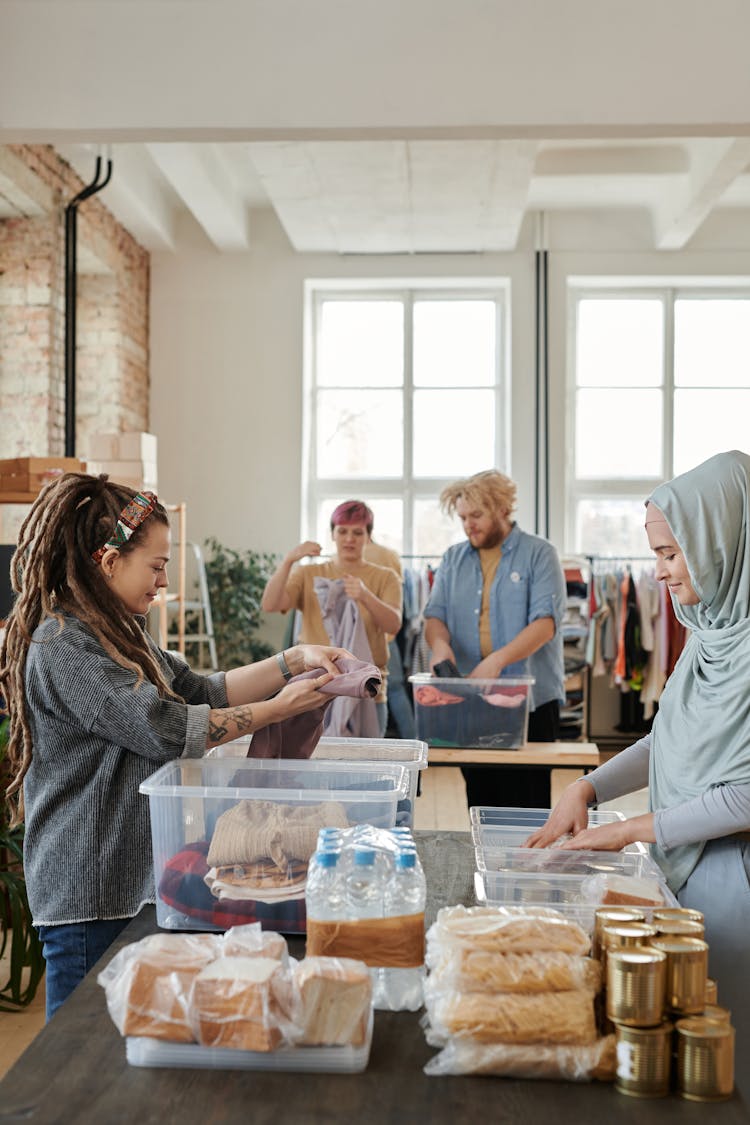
262, 501, 402, 735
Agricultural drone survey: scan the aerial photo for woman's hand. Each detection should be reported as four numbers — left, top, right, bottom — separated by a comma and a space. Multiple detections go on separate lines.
558, 813, 655, 852
342, 574, 366, 601
524, 778, 595, 847
274, 673, 334, 717
287, 540, 323, 564
293, 644, 353, 676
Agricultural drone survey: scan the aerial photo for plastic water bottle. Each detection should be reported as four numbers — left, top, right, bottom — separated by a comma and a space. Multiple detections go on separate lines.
382, 849, 426, 1011
305, 848, 345, 921
345, 847, 384, 1004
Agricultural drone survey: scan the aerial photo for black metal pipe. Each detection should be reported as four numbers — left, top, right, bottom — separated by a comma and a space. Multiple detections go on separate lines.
64, 156, 113, 457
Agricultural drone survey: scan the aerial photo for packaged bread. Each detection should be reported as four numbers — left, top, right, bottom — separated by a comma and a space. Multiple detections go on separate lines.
97, 932, 221, 1042
423, 1034, 616, 1081
426, 948, 602, 995
426, 905, 590, 958
190, 956, 291, 1051
292, 957, 372, 1047
581, 873, 666, 907
426, 988, 597, 1046
221, 922, 289, 963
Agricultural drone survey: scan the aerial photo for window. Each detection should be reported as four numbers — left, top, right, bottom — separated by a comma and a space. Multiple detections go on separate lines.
304, 282, 509, 558
567, 287, 750, 555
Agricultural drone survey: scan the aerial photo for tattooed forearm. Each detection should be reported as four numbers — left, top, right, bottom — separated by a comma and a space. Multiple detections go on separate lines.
207, 704, 254, 745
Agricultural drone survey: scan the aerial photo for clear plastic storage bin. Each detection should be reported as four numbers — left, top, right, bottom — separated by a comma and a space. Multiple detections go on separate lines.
474, 867, 679, 932
471, 812, 647, 857
207, 736, 428, 827
140, 758, 408, 933
474, 844, 665, 881
408, 675, 534, 748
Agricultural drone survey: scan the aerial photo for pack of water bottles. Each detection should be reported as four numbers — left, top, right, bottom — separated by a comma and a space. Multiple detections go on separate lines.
305, 825, 427, 1011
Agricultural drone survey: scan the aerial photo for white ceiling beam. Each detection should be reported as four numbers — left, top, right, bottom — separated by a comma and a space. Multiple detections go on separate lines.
56, 144, 177, 252
146, 142, 250, 251
655, 138, 750, 249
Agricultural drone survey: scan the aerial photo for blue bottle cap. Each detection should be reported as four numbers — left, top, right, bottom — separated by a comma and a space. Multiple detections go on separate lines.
396, 850, 417, 868
315, 850, 340, 867
353, 847, 376, 866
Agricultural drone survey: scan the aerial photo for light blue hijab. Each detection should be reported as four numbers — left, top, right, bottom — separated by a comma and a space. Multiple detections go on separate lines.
648, 450, 750, 891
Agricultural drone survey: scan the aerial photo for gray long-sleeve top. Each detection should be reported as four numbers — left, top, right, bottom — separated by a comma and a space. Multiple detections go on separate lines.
585, 734, 750, 849
22, 613, 228, 925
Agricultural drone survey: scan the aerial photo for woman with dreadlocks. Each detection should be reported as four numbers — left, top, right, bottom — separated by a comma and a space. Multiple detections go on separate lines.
0, 473, 350, 1019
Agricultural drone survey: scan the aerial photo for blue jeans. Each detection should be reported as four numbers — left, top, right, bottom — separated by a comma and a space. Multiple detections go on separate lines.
37, 918, 131, 1021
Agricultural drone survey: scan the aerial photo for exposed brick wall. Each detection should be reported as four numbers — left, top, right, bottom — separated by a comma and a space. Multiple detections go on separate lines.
0, 144, 149, 539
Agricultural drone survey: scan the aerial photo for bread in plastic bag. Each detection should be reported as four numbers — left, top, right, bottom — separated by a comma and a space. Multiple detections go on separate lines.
189, 955, 295, 1051
423, 1034, 616, 1080
292, 956, 373, 1047
579, 872, 666, 907
97, 932, 222, 1042
221, 922, 289, 963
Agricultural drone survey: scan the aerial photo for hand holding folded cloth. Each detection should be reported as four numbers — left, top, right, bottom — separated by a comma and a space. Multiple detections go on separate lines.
250, 656, 382, 758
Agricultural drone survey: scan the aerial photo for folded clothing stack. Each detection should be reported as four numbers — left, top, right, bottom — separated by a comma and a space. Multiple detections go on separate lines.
98, 924, 371, 1052
422, 904, 616, 1081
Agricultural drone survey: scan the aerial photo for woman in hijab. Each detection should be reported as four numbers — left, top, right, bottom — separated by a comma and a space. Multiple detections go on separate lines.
527, 450, 750, 1087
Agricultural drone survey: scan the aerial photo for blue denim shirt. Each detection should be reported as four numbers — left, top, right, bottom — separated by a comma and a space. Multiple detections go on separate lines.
424, 524, 566, 710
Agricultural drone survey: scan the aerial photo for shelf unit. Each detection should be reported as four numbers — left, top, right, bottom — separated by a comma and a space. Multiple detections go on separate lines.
559, 557, 591, 742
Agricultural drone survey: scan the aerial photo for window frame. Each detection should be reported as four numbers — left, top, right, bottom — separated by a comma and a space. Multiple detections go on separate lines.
303, 278, 511, 556
565, 281, 750, 554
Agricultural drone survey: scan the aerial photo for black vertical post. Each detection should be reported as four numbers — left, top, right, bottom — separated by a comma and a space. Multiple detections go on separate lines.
64, 156, 113, 457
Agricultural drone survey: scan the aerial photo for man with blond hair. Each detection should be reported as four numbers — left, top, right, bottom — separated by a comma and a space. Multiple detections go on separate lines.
424, 469, 566, 808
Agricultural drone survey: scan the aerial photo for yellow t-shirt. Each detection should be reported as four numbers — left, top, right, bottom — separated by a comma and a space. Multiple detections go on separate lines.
478, 546, 502, 660
363, 541, 403, 579
285, 560, 402, 703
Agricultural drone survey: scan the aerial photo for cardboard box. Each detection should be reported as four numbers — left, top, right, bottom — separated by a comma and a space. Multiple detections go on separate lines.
87, 460, 158, 492
88, 432, 158, 462
0, 457, 87, 493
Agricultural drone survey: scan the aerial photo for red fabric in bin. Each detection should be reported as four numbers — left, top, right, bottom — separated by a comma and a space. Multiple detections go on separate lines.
158, 841, 307, 933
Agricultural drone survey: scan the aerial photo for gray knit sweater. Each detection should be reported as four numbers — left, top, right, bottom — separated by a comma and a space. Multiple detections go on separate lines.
22, 613, 227, 925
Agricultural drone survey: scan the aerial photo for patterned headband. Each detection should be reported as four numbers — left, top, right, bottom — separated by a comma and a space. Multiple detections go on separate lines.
91, 490, 158, 564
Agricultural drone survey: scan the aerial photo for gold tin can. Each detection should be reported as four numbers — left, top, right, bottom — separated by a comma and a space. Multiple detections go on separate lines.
676, 1017, 735, 1101
593, 907, 647, 959
600, 923, 658, 973
653, 907, 704, 925
702, 1004, 731, 1026
614, 1022, 673, 1098
607, 946, 667, 1027
649, 936, 708, 1016
705, 977, 718, 1005
654, 918, 705, 939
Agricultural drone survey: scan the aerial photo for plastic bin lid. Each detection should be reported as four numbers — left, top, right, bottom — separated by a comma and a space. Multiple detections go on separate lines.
409, 674, 535, 686
139, 757, 409, 800
312, 736, 428, 768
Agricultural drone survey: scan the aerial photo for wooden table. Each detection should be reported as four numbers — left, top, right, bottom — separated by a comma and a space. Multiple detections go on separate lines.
428, 741, 601, 769
1, 831, 747, 1125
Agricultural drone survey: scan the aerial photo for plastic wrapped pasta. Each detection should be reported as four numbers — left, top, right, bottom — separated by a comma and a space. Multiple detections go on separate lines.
423, 1034, 617, 1081
97, 932, 222, 1042
426, 904, 591, 958
425, 948, 602, 995
425, 987, 598, 1046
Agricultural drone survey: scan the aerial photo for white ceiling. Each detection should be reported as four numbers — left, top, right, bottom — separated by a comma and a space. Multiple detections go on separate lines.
2, 136, 743, 257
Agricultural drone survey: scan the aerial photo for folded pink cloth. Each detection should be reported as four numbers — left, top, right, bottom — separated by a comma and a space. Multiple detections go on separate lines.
248, 656, 382, 758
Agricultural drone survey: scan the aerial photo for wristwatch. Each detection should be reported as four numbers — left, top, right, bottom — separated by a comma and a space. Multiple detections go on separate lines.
277, 650, 293, 682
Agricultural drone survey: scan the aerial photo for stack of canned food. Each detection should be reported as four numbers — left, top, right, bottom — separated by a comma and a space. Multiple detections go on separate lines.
595, 905, 735, 1101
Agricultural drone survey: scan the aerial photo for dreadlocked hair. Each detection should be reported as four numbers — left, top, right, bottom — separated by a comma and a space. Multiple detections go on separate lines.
0, 472, 180, 826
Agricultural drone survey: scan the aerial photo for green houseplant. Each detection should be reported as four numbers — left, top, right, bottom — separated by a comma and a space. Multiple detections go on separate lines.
202, 538, 278, 669
0, 716, 46, 1011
